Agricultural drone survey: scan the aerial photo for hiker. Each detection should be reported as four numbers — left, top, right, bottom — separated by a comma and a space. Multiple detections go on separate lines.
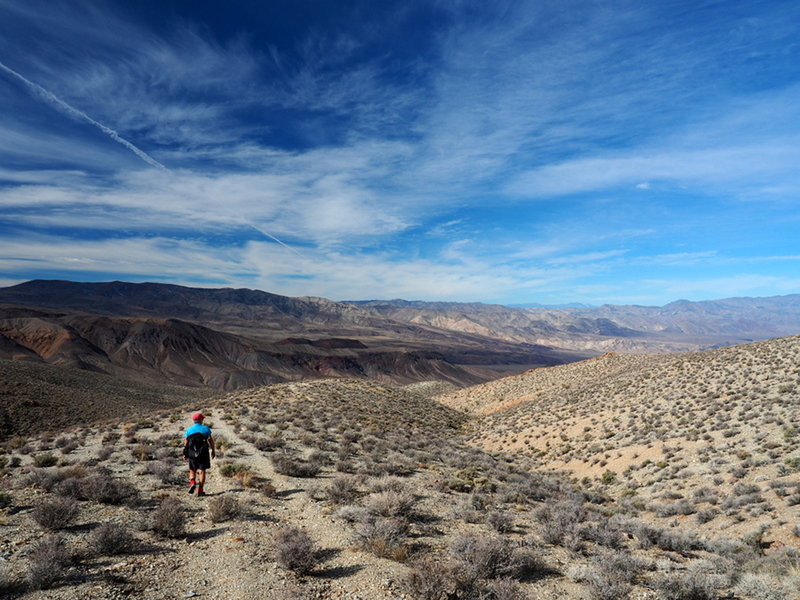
183, 412, 216, 496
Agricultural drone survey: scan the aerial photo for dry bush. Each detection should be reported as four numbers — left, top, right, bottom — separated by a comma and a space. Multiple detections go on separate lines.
734, 573, 791, 600
364, 490, 416, 519
33, 452, 58, 468
271, 452, 322, 478
534, 500, 587, 548
26, 534, 72, 590
24, 468, 60, 492
0, 563, 16, 596
324, 475, 360, 505
274, 526, 318, 575
81, 471, 139, 505
486, 510, 515, 533
652, 570, 717, 600
32, 496, 80, 530
448, 533, 542, 581
353, 516, 409, 561
583, 551, 648, 600
144, 460, 179, 484
151, 496, 186, 538
403, 555, 471, 599
208, 495, 242, 523
482, 577, 530, 600
88, 523, 138, 555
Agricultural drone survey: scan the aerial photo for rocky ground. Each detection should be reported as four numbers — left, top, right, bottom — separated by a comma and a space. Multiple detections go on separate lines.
1, 348, 799, 599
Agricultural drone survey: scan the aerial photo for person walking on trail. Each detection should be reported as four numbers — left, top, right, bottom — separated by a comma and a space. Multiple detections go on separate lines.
183, 412, 216, 496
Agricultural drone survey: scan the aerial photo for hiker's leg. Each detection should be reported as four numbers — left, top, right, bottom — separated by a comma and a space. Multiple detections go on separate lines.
187, 468, 197, 493
196, 469, 206, 486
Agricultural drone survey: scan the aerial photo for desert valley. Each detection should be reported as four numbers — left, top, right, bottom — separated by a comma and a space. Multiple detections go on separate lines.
0, 281, 798, 600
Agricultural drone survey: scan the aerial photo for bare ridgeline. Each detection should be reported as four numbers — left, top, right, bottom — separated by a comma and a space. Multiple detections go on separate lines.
0, 334, 798, 599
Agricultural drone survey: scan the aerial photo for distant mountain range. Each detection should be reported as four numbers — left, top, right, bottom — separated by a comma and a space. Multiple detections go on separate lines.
1, 280, 798, 391
0, 280, 587, 389
350, 295, 800, 353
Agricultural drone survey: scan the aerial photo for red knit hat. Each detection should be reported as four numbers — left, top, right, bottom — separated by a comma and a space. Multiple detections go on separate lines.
192, 412, 204, 421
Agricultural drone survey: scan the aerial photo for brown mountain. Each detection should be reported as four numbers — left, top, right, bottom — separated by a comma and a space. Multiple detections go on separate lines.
0, 281, 594, 390
0, 306, 507, 390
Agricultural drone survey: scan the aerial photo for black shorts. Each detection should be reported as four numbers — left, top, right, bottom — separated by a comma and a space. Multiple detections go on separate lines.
188, 451, 211, 471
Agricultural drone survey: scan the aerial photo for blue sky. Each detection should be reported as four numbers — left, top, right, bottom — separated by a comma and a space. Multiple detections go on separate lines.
1, 0, 799, 306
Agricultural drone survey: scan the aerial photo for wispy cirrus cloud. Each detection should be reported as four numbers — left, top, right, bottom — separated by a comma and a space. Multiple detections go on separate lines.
2, 1, 800, 305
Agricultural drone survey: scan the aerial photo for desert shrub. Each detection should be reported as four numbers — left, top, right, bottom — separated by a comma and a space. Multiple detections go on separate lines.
33, 452, 58, 468
354, 516, 409, 561
324, 475, 360, 505
364, 490, 416, 519
535, 500, 587, 548
651, 499, 696, 518
734, 573, 791, 600
620, 519, 704, 554
88, 523, 137, 555
482, 577, 529, 600
693, 487, 719, 505
26, 534, 72, 590
487, 510, 515, 533
219, 462, 252, 478
369, 476, 408, 493
403, 555, 474, 599
32, 496, 80, 530
0, 564, 15, 596
97, 446, 114, 461
274, 526, 318, 575
579, 521, 626, 549
145, 460, 179, 484
584, 551, 648, 600
81, 471, 139, 505
0, 491, 12, 509
151, 496, 186, 538
335, 504, 369, 523
55, 477, 85, 499
586, 572, 631, 600
254, 435, 285, 452
696, 508, 718, 524
270, 451, 322, 478
448, 534, 541, 581
23, 468, 60, 491
208, 495, 242, 523
652, 570, 717, 600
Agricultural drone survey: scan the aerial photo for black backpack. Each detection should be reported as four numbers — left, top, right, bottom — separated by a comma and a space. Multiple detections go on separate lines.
184, 433, 209, 459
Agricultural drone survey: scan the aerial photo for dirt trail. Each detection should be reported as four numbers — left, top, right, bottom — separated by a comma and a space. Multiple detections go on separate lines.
127, 410, 404, 600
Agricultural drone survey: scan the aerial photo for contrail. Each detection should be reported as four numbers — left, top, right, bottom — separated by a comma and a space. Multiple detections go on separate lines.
0, 59, 168, 171
1, 61, 305, 260
248, 223, 305, 259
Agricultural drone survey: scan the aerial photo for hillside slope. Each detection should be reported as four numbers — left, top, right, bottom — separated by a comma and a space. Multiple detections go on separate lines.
438, 335, 800, 545
0, 358, 215, 438
0, 378, 797, 599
